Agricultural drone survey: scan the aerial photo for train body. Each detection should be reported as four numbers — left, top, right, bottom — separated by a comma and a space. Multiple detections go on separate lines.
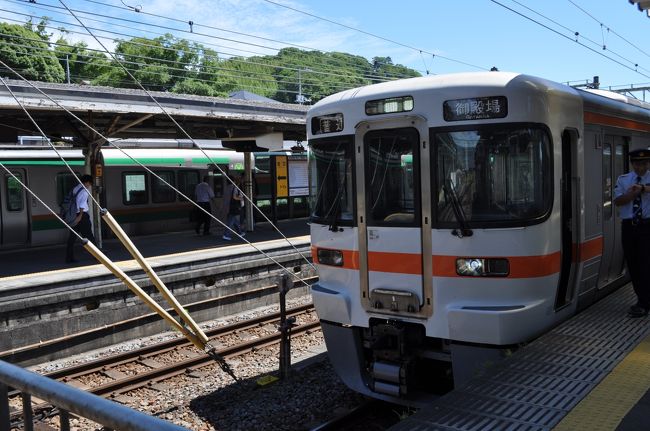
0, 147, 308, 249
306, 72, 650, 405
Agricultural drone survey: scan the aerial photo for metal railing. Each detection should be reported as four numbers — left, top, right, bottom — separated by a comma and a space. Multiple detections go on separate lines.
0, 360, 188, 431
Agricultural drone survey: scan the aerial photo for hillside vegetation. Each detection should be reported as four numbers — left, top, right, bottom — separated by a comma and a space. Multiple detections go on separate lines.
0, 19, 421, 103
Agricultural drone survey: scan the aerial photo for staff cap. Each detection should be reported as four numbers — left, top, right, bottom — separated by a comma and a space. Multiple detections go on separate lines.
629, 149, 650, 161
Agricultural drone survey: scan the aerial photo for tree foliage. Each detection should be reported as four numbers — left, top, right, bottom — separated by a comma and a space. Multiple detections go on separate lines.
0, 20, 65, 82
0, 19, 421, 103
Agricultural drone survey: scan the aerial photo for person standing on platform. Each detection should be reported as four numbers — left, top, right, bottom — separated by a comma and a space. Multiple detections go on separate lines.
195, 176, 214, 235
614, 149, 650, 318
65, 174, 95, 263
222, 175, 245, 241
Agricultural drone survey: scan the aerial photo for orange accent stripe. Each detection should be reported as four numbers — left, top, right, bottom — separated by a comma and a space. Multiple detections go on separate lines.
368, 251, 423, 275
433, 252, 561, 278
576, 236, 603, 262
584, 111, 650, 133
313, 237, 602, 277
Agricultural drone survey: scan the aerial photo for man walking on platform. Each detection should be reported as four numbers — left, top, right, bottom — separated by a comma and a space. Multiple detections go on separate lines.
614, 149, 650, 318
195, 176, 214, 235
65, 174, 95, 263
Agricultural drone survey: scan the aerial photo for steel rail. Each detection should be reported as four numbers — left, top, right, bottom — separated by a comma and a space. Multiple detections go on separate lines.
48, 303, 314, 381
6, 285, 319, 427
0, 274, 317, 365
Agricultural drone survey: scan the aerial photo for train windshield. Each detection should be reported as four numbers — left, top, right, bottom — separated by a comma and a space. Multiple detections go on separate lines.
309, 137, 355, 226
434, 125, 552, 226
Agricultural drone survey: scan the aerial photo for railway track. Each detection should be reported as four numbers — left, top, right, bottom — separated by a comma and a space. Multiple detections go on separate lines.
0, 275, 318, 366
8, 303, 320, 427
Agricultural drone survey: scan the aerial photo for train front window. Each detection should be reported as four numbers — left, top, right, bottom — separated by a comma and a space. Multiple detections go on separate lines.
434, 125, 551, 226
309, 137, 354, 226
364, 128, 419, 226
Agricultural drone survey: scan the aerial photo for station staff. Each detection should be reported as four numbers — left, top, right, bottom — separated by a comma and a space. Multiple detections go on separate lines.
614, 149, 650, 318
65, 174, 96, 263
195, 176, 215, 235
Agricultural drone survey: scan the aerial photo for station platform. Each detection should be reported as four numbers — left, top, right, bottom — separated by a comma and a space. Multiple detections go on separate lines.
389, 284, 650, 431
0, 218, 311, 278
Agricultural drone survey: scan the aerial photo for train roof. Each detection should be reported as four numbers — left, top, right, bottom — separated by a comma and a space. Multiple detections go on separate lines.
0, 147, 243, 168
309, 71, 650, 129
311, 72, 569, 107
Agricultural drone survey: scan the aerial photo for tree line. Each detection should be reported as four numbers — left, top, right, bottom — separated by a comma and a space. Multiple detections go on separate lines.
0, 18, 421, 103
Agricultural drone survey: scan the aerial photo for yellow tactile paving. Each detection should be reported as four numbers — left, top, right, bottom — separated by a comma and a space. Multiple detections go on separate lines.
554, 333, 650, 431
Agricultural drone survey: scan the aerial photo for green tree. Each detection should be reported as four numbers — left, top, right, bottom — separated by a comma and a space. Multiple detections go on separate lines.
0, 20, 65, 82
372, 56, 419, 84
54, 39, 112, 84
96, 33, 203, 91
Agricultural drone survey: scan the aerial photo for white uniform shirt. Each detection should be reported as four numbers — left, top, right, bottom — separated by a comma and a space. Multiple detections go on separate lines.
195, 181, 214, 203
72, 183, 90, 214
614, 171, 650, 219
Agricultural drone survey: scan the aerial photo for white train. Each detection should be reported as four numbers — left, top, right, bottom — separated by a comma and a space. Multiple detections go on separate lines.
307, 72, 650, 406
0, 147, 308, 249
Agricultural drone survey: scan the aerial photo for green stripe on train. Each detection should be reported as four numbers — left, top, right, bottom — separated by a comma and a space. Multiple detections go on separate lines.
104, 157, 230, 165
0, 160, 85, 165
32, 208, 192, 231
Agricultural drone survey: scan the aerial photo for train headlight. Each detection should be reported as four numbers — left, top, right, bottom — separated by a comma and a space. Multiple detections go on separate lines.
317, 249, 344, 267
456, 258, 509, 277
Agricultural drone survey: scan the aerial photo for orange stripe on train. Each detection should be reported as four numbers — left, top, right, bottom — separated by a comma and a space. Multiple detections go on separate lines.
584, 111, 650, 133
313, 237, 602, 278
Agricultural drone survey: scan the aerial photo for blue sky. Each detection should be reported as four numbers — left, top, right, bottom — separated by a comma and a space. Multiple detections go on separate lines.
3, 0, 650, 91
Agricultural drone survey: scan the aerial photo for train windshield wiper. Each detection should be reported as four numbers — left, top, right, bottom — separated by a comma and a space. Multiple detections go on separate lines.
443, 178, 473, 238
327, 186, 343, 232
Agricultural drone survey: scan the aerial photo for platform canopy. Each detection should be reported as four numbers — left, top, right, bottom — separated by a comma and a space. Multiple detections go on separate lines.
0, 79, 307, 147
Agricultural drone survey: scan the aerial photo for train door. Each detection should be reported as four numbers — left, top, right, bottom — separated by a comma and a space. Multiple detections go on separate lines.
356, 117, 433, 318
556, 130, 579, 308
598, 136, 627, 287
0, 168, 29, 247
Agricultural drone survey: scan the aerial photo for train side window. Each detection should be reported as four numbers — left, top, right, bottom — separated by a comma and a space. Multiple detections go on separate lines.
5, 173, 24, 211
56, 172, 80, 205
152, 170, 176, 203
602, 141, 613, 221
122, 172, 148, 205
178, 170, 199, 201
212, 165, 229, 198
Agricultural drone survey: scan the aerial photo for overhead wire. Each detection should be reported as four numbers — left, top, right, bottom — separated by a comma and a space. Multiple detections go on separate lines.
41, 0, 319, 280
0, 34, 385, 97
0, 5, 416, 92
507, 0, 650, 74
4, 0, 421, 79
0, 57, 317, 284
566, 0, 650, 60
489, 0, 650, 80
259, 0, 489, 71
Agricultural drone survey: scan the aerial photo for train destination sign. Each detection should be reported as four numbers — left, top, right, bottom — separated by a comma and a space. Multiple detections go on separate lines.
443, 96, 507, 121
311, 113, 344, 135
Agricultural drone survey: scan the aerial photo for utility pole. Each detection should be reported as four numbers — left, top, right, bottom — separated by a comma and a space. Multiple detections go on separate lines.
296, 68, 311, 105
65, 55, 71, 84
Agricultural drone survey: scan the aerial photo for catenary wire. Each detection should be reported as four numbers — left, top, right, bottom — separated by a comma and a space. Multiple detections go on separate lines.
0, 59, 313, 284
4, 0, 421, 78
566, 0, 650, 60
5, 2, 319, 280
0, 60, 316, 285
490, 0, 650, 79
0, 6, 416, 87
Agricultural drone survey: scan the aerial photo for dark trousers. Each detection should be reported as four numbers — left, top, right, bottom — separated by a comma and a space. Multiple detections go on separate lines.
195, 201, 212, 234
65, 212, 96, 261
621, 221, 650, 308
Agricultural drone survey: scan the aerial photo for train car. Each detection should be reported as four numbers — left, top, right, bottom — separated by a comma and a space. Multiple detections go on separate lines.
0, 147, 244, 248
307, 71, 650, 406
